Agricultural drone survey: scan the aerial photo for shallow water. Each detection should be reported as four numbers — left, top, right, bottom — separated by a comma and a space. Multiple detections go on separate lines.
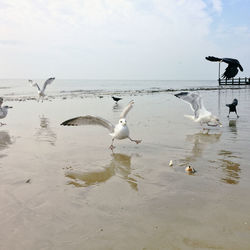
0, 88, 250, 249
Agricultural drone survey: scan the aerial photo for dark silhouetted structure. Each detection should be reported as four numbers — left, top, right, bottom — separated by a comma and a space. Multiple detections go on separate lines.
226, 98, 239, 118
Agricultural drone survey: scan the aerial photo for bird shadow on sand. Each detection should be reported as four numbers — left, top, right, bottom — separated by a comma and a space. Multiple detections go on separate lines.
64, 153, 142, 191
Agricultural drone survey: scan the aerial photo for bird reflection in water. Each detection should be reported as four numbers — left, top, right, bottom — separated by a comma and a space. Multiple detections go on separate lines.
181, 131, 221, 164
35, 115, 57, 145
228, 119, 237, 134
0, 131, 13, 158
218, 150, 241, 185
112, 103, 122, 113
65, 153, 141, 191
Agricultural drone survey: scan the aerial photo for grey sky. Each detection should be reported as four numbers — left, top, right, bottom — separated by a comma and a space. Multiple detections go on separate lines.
0, 0, 249, 79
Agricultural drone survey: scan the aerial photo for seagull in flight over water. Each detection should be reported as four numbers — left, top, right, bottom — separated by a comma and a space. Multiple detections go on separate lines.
28, 77, 55, 102
175, 92, 222, 128
0, 97, 13, 126
60, 100, 142, 150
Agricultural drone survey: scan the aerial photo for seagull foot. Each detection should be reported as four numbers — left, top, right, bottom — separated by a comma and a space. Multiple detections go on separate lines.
237, 115, 240, 118
109, 145, 115, 150
0, 122, 6, 126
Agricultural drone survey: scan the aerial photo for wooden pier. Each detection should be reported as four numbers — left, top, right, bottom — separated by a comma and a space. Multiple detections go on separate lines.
218, 77, 250, 85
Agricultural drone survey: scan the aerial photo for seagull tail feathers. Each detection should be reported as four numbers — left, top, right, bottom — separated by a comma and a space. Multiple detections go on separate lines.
184, 115, 195, 121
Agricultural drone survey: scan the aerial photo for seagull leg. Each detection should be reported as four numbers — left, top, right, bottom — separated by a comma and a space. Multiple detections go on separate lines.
109, 138, 115, 150
227, 111, 230, 118
235, 110, 239, 118
128, 137, 142, 144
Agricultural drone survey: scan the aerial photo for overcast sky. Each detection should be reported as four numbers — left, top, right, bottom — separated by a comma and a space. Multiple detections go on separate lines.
0, 0, 249, 80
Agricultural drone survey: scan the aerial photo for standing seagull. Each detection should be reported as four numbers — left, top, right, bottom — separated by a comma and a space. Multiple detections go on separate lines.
112, 96, 122, 103
205, 56, 243, 79
60, 100, 142, 150
0, 97, 13, 126
175, 92, 222, 128
28, 77, 55, 102
226, 98, 239, 118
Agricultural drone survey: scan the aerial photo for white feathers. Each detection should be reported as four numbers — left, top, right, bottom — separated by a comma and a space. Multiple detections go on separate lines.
61, 101, 141, 149
175, 92, 222, 127
29, 77, 55, 102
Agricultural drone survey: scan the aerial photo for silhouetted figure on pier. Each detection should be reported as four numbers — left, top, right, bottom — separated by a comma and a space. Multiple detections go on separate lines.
226, 98, 239, 118
205, 56, 243, 79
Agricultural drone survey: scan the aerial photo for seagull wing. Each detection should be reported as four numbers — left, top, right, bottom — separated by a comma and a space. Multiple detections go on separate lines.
120, 100, 134, 118
60, 115, 114, 133
175, 92, 210, 119
28, 79, 40, 91
42, 77, 55, 92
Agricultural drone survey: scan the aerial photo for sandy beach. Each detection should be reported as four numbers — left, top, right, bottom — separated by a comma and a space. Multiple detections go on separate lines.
1, 88, 250, 249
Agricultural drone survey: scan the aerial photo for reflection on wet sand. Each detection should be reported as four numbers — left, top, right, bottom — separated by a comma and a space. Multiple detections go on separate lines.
0, 131, 13, 158
218, 150, 241, 185
112, 103, 123, 113
228, 119, 237, 134
181, 131, 221, 164
35, 115, 57, 145
65, 153, 141, 191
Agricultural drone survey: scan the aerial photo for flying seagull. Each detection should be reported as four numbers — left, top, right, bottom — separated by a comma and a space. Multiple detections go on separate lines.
205, 56, 243, 79
60, 100, 142, 150
226, 98, 239, 118
0, 97, 13, 126
28, 77, 55, 102
175, 92, 222, 127
112, 96, 122, 103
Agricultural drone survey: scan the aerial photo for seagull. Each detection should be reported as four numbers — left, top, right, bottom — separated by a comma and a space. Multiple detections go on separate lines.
205, 56, 243, 79
0, 97, 13, 126
28, 77, 55, 102
60, 100, 142, 150
112, 96, 122, 103
174, 92, 222, 128
226, 98, 239, 118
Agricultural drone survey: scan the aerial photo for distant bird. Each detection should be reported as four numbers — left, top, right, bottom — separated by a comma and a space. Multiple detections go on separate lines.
226, 98, 239, 118
175, 92, 222, 128
0, 97, 13, 126
112, 96, 122, 103
205, 56, 243, 79
28, 77, 55, 102
61, 100, 142, 150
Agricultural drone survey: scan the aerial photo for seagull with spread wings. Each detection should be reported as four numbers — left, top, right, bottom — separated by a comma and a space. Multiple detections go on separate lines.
28, 77, 55, 102
175, 92, 222, 128
60, 100, 142, 150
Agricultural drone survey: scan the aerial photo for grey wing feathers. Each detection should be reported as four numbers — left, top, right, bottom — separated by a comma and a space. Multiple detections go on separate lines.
60, 115, 114, 132
175, 92, 202, 119
29, 79, 40, 91
120, 100, 134, 118
42, 77, 55, 92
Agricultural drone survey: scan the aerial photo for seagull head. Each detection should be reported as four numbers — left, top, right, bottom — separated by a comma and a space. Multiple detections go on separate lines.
119, 118, 127, 126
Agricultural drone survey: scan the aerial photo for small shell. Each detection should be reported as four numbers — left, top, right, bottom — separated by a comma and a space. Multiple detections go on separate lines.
185, 166, 195, 173
169, 160, 173, 166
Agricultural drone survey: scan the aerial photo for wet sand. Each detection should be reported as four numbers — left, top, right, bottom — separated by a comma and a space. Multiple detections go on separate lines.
1, 89, 250, 249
